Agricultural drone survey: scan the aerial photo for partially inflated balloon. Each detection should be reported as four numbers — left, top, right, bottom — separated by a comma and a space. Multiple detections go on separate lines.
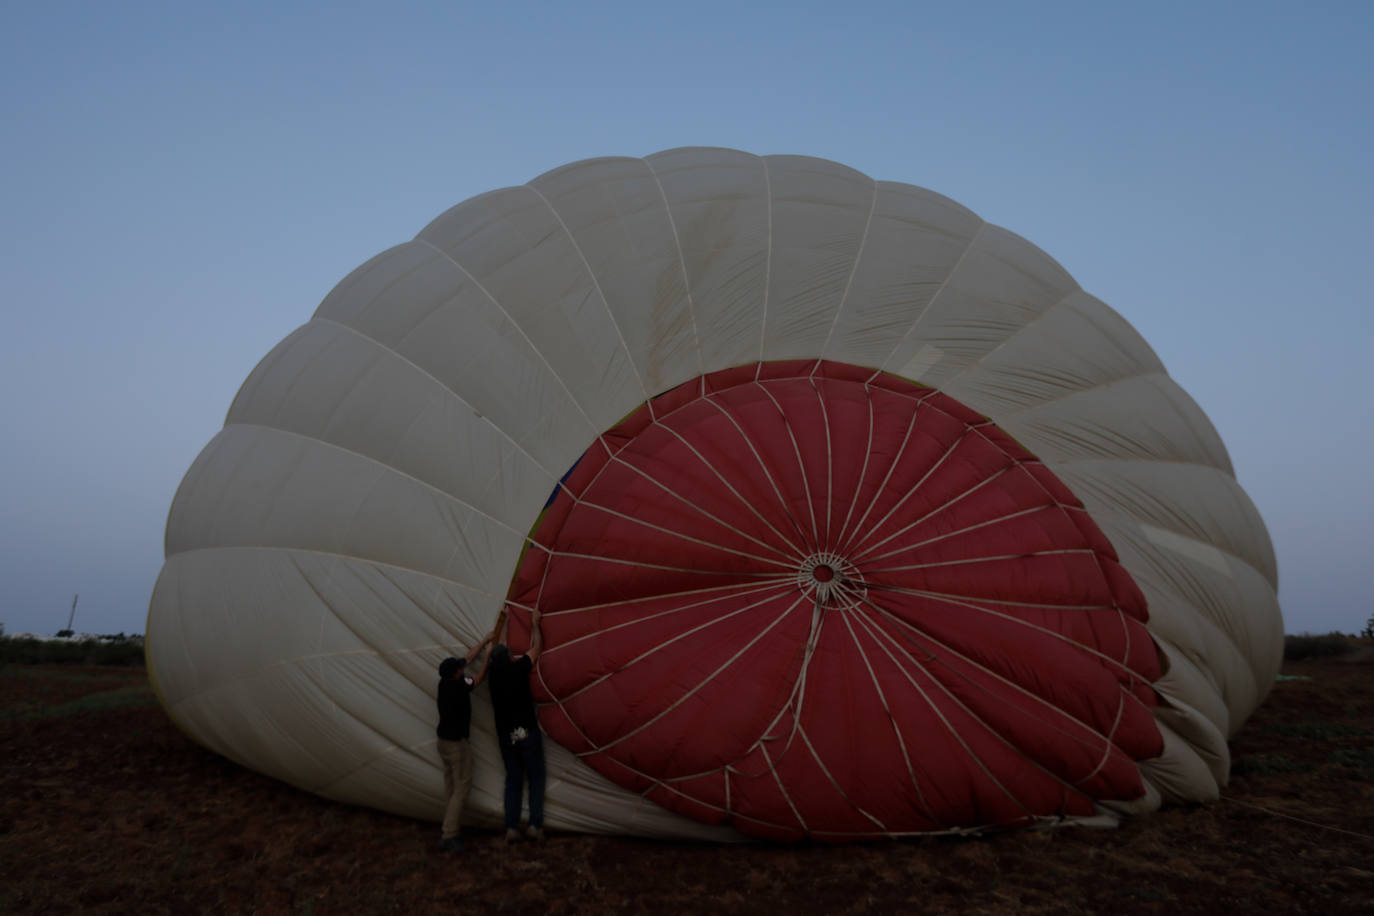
148, 148, 1281, 840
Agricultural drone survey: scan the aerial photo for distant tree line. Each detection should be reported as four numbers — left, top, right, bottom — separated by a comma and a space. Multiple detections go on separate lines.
1283, 631, 1364, 661
0, 621, 1369, 668
0, 633, 145, 667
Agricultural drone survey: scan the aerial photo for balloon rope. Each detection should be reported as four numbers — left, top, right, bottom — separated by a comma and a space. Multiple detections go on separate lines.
1222, 796, 1374, 842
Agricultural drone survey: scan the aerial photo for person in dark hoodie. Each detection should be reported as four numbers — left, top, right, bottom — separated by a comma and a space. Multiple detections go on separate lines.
484, 609, 545, 842
435, 633, 494, 852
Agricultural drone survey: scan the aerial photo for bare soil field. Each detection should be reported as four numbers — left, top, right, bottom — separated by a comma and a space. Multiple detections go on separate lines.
2, 655, 1372, 915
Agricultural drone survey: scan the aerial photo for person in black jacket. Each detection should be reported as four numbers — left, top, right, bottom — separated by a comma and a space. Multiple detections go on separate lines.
484, 609, 545, 842
435, 633, 493, 852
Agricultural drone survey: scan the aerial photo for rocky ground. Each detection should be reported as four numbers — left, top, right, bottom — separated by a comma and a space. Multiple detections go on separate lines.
2, 654, 1371, 914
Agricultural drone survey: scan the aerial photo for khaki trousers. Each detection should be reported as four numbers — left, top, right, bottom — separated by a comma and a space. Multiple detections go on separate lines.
438, 738, 473, 839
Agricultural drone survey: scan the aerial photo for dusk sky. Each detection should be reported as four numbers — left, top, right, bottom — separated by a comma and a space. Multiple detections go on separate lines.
2, 1, 1370, 638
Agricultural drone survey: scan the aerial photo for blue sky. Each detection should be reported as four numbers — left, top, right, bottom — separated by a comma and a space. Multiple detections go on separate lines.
1, 1, 1370, 637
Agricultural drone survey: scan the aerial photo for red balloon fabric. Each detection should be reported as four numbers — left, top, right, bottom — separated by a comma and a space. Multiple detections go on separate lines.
506, 360, 1163, 840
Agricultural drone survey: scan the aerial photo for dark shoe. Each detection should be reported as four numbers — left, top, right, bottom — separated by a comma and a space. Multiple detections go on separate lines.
525, 826, 544, 842
439, 835, 464, 852
504, 828, 521, 844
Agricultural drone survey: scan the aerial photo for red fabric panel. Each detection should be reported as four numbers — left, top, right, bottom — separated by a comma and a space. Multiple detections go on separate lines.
512, 360, 1162, 840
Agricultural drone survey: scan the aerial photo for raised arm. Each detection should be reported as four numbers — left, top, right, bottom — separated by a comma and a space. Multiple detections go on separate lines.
464, 632, 495, 686
464, 631, 494, 665
473, 609, 510, 687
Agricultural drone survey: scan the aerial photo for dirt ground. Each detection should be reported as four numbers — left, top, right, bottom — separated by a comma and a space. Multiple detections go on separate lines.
2, 655, 1372, 915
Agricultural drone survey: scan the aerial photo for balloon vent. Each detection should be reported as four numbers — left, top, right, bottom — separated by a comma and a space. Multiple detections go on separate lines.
797, 553, 865, 609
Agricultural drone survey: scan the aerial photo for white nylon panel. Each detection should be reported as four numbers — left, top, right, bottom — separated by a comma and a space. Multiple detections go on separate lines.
227, 320, 554, 529
1152, 638, 1232, 738
165, 425, 523, 599
322, 736, 508, 824
881, 225, 1078, 387
1135, 522, 1280, 708
644, 147, 770, 372
176, 658, 455, 813
310, 240, 596, 480
417, 188, 642, 434
821, 181, 982, 368
1152, 688, 1231, 786
940, 291, 1166, 412
529, 156, 702, 396
757, 155, 875, 363
1138, 721, 1221, 805
149, 549, 492, 703
1054, 461, 1277, 590
995, 375, 1234, 472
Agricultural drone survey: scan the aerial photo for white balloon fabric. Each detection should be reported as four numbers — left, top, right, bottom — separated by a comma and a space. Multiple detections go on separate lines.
148, 148, 1281, 840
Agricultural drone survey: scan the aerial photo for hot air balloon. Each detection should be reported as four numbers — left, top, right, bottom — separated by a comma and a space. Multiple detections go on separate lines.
147, 148, 1282, 841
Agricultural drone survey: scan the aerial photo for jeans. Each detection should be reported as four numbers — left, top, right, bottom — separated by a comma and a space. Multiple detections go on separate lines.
499, 728, 545, 830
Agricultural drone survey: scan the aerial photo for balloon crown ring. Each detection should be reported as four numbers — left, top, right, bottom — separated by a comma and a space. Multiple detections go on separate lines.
796, 552, 866, 609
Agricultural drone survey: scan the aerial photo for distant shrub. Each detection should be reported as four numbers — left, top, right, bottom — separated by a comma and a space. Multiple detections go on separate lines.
1284, 632, 1356, 661
0, 635, 145, 667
